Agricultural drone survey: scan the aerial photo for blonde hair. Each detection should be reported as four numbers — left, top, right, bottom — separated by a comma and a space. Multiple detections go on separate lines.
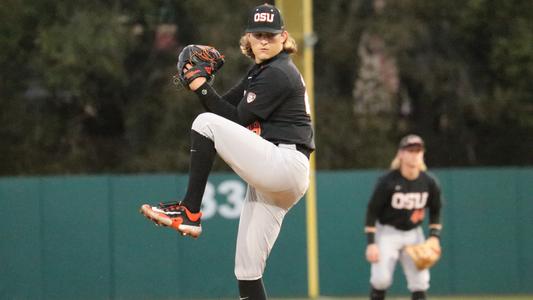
239, 31, 298, 60
390, 151, 428, 171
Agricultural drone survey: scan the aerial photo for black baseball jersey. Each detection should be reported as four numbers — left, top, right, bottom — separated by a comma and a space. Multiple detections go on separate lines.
195, 51, 314, 152
364, 170, 442, 231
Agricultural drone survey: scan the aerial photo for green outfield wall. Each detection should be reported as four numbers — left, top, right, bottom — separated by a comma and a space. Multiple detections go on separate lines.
1, 168, 532, 299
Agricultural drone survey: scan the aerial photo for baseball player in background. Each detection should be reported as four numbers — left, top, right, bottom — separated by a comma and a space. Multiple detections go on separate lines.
140, 3, 314, 299
364, 135, 443, 300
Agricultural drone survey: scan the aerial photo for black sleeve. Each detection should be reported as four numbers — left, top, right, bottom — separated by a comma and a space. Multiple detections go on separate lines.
240, 67, 290, 120
194, 82, 257, 126
221, 77, 246, 107
365, 176, 389, 227
427, 174, 443, 225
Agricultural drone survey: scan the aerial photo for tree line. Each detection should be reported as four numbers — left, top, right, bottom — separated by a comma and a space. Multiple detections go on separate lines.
1, 0, 531, 175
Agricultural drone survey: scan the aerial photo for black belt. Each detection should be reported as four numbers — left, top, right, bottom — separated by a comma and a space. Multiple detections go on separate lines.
275, 143, 311, 159
296, 144, 311, 158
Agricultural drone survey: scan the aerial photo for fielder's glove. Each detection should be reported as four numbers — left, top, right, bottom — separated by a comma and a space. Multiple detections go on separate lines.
404, 237, 441, 270
174, 45, 224, 89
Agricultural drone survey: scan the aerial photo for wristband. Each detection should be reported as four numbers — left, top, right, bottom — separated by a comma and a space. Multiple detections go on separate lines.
429, 228, 441, 239
366, 232, 375, 244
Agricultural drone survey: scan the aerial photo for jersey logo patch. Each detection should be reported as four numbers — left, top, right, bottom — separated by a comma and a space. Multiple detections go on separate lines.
246, 92, 256, 103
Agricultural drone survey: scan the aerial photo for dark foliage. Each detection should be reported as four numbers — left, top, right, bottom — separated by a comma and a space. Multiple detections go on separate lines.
1, 0, 531, 175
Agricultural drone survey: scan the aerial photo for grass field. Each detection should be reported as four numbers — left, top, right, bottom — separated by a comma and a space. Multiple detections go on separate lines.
264, 295, 533, 300
261, 296, 533, 300
203, 296, 533, 300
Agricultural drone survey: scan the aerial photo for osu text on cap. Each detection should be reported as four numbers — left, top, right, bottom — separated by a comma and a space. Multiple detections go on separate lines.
254, 12, 275, 23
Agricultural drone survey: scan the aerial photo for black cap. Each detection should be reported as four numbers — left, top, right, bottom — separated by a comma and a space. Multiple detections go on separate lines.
399, 134, 425, 149
245, 4, 284, 34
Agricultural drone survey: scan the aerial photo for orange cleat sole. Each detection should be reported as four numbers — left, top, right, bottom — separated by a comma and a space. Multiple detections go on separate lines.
139, 204, 202, 238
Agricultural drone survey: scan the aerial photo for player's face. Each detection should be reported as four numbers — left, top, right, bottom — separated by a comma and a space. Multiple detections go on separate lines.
399, 146, 425, 169
249, 31, 287, 63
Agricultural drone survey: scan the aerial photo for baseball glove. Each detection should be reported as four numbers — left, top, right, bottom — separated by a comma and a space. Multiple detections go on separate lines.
174, 45, 224, 89
404, 238, 441, 270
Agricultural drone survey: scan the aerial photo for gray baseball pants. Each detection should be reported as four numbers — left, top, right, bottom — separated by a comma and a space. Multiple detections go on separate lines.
192, 112, 310, 280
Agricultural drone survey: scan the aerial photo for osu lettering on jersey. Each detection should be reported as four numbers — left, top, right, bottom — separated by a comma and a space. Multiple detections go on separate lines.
365, 170, 442, 231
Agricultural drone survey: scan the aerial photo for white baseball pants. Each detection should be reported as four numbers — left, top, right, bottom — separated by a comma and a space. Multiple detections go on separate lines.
370, 223, 430, 292
191, 112, 310, 280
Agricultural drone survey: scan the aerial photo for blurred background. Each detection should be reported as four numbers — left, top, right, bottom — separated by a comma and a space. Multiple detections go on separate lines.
1, 0, 532, 299
1, 0, 532, 175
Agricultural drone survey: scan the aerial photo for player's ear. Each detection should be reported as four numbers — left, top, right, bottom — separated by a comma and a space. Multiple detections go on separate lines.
280, 31, 288, 42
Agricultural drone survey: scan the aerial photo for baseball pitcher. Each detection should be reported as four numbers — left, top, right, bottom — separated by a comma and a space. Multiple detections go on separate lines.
140, 4, 314, 300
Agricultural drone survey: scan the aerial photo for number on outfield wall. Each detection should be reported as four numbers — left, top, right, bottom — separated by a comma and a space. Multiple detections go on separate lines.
201, 180, 246, 219
218, 180, 245, 218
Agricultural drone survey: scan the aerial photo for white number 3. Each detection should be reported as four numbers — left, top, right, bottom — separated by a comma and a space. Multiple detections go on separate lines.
200, 180, 246, 219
